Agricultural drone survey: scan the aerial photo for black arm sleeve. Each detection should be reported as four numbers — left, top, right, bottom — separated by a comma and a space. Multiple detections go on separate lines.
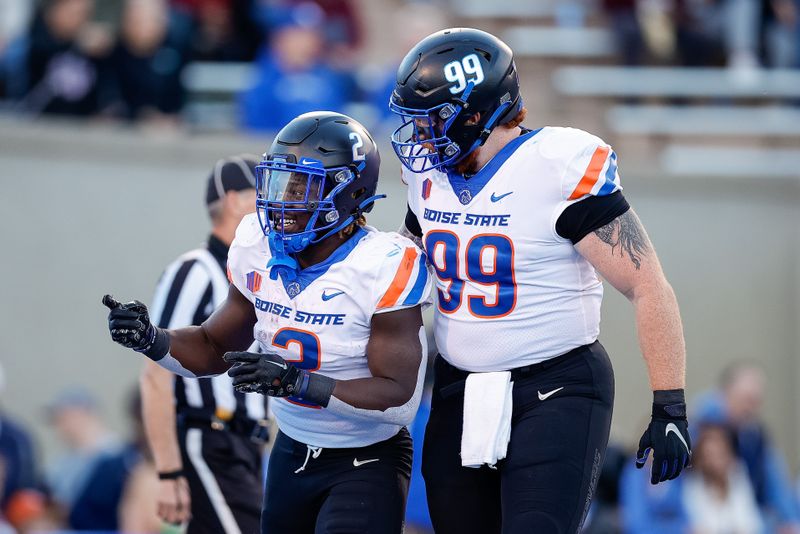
556, 191, 630, 244
404, 205, 423, 238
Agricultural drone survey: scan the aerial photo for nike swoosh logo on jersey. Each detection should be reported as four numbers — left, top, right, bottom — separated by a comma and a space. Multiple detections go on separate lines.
321, 290, 345, 301
665, 423, 690, 453
538, 387, 564, 401
490, 191, 513, 202
353, 458, 380, 467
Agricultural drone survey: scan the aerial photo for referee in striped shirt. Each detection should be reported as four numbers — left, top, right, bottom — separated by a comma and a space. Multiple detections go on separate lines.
140, 155, 269, 533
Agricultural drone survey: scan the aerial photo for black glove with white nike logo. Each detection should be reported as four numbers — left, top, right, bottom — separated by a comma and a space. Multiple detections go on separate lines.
103, 294, 169, 360
224, 351, 335, 406
635, 389, 692, 485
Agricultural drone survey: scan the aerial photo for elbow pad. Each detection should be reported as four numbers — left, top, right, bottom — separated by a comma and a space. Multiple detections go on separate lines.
325, 326, 427, 426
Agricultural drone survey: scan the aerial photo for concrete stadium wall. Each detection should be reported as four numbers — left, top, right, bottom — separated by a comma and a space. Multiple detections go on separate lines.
1, 118, 798, 472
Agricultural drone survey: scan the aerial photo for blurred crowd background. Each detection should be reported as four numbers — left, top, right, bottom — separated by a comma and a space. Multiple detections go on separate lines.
0, 0, 799, 532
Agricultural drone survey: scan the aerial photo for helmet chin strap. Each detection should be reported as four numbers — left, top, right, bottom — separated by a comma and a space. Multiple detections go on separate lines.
448, 98, 515, 169
267, 194, 386, 280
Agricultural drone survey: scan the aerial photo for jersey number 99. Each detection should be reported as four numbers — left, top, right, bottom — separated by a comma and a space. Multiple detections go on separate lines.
425, 231, 516, 318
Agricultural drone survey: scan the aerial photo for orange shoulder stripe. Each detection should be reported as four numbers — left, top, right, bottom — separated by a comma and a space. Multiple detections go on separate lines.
568, 146, 610, 200
377, 247, 418, 309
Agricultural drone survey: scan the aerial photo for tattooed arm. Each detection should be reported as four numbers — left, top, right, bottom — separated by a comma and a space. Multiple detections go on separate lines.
398, 224, 423, 249
574, 209, 686, 390
398, 205, 424, 249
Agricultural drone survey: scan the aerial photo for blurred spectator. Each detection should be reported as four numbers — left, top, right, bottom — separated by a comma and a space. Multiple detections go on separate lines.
4, 489, 66, 533
107, 0, 189, 124
68, 388, 159, 531
638, 0, 679, 62
239, 2, 355, 132
0, 0, 33, 98
19, 0, 113, 115
695, 361, 800, 532
44, 387, 119, 513
253, 0, 362, 60
683, 423, 763, 533
725, 0, 762, 68
602, 0, 646, 65
619, 457, 689, 534
0, 0, 31, 53
171, 0, 262, 61
0, 365, 38, 516
762, 0, 799, 67
363, 3, 448, 133
673, 0, 728, 66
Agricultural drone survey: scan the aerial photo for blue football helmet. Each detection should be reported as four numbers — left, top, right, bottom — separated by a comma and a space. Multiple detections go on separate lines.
255, 112, 382, 277
389, 28, 522, 173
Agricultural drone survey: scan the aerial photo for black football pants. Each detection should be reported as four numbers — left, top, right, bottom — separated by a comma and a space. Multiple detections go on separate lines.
261, 428, 413, 534
179, 427, 263, 534
422, 341, 615, 534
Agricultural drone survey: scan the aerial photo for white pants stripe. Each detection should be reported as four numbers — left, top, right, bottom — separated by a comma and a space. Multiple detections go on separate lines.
185, 428, 243, 534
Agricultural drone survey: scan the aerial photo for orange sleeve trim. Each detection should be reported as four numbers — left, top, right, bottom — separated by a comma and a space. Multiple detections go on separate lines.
377, 248, 418, 309
226, 265, 233, 284
568, 146, 610, 200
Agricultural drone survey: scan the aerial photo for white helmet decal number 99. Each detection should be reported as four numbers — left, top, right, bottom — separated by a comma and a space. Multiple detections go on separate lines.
349, 132, 365, 161
444, 54, 485, 94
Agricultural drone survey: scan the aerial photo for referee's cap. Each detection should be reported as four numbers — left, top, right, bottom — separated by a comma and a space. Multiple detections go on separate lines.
45, 387, 97, 419
205, 154, 259, 206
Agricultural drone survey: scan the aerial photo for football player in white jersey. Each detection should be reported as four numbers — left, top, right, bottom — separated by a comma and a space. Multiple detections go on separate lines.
389, 28, 691, 533
103, 111, 432, 534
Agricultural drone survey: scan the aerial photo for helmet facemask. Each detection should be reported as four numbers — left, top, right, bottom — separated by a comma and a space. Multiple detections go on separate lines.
389, 96, 466, 173
390, 81, 516, 174
255, 156, 357, 255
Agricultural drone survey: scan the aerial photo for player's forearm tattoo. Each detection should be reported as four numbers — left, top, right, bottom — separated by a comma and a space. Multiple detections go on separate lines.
594, 211, 649, 269
398, 224, 423, 249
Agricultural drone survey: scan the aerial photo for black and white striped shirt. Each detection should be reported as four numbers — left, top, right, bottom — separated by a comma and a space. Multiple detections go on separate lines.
149, 235, 266, 423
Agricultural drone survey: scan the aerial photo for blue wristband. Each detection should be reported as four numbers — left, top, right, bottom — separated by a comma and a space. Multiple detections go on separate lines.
297, 371, 311, 399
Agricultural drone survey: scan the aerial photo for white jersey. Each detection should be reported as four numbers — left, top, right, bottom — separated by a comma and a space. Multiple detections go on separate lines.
228, 214, 433, 448
403, 126, 622, 372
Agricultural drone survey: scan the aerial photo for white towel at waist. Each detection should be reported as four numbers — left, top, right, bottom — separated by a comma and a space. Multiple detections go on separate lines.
460, 371, 514, 468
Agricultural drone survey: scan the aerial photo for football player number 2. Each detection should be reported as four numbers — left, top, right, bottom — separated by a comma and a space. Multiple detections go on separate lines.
272, 328, 322, 408
425, 231, 516, 318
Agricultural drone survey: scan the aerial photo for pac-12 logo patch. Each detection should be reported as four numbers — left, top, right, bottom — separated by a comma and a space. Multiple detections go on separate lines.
246, 271, 262, 293
421, 179, 432, 200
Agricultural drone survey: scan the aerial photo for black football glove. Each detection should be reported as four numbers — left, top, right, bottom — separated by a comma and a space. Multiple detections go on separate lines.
635, 389, 692, 484
102, 294, 169, 359
224, 351, 335, 406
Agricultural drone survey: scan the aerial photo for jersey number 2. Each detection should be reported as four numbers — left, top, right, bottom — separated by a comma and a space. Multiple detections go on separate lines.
272, 328, 322, 408
425, 231, 516, 318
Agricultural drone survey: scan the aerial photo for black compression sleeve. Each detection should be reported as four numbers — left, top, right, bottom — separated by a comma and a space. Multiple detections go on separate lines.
404, 205, 423, 238
556, 191, 630, 244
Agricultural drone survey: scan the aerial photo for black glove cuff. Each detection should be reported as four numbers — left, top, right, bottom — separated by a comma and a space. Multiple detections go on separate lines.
300, 373, 336, 407
652, 388, 686, 419
142, 327, 170, 361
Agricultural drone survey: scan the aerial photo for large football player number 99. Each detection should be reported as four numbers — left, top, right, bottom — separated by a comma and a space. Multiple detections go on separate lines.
272, 328, 322, 408
425, 231, 516, 318
444, 54, 485, 94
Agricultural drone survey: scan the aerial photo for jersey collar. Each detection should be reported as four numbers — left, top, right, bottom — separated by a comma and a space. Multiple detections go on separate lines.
277, 227, 368, 299
445, 128, 542, 205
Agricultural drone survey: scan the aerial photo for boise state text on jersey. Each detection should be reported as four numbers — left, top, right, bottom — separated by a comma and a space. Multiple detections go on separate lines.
228, 213, 433, 448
